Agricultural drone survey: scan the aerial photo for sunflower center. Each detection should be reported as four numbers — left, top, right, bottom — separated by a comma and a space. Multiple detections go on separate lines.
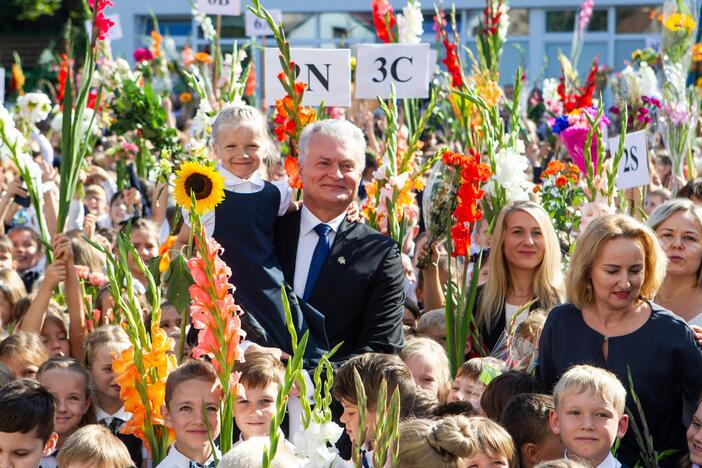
184, 173, 213, 200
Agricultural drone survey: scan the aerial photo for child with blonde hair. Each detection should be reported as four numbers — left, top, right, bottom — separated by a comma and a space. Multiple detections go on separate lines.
400, 336, 451, 403
397, 415, 517, 468
56, 424, 134, 468
447, 357, 505, 413
37, 357, 96, 466
0, 268, 26, 329
85, 325, 145, 467
0, 331, 48, 379
551, 365, 628, 468
175, 104, 326, 360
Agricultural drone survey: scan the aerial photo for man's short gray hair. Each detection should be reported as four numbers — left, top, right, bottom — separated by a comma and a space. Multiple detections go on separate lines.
298, 119, 366, 166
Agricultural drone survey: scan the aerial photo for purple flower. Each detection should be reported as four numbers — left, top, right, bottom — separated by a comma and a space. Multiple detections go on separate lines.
609, 105, 620, 115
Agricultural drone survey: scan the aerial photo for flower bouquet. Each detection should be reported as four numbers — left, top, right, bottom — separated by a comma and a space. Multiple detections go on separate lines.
609, 63, 662, 133
441, 149, 493, 373
476, 0, 510, 81
660, 0, 699, 184
361, 86, 439, 245
550, 107, 609, 174
534, 160, 584, 249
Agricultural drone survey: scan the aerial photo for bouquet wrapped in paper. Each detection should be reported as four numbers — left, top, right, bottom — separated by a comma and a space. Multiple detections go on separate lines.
550, 107, 609, 174
660, 0, 699, 183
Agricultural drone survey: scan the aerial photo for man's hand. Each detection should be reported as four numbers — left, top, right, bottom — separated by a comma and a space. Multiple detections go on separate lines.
245, 342, 290, 361
690, 325, 702, 347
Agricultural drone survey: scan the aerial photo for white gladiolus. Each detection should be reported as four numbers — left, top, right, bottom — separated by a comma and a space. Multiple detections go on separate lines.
192, 7, 216, 41
636, 62, 661, 99
542, 78, 563, 114
293, 420, 344, 468
497, 2, 510, 42
397, 1, 424, 44
17, 93, 52, 124
489, 139, 531, 202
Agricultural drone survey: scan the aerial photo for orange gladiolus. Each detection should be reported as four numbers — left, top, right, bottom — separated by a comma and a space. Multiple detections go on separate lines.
158, 235, 177, 273
151, 30, 163, 58
194, 52, 213, 64
284, 156, 303, 189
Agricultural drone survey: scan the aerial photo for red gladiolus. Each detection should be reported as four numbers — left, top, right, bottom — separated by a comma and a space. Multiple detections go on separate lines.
442, 39, 463, 88
442, 150, 492, 257
95, 11, 115, 41
57, 54, 70, 104
371, 0, 397, 43
558, 57, 599, 113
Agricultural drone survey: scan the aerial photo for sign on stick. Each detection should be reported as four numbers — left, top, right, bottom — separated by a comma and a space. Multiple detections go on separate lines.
264, 48, 351, 107
608, 130, 650, 190
355, 44, 431, 99
245, 9, 281, 37
197, 0, 241, 16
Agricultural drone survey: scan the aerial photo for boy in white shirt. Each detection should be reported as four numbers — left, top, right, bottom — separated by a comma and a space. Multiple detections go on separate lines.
550, 365, 628, 468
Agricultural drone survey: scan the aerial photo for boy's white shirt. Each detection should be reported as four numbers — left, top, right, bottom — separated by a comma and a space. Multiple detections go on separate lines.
155, 442, 219, 468
232, 428, 296, 452
565, 450, 622, 468
182, 164, 292, 237
40, 452, 57, 468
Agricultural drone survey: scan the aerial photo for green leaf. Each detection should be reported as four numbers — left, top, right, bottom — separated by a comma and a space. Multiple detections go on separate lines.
164, 255, 195, 311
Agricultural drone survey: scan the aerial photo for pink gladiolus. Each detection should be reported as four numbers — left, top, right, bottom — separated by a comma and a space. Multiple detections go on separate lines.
578, 0, 595, 32
133, 48, 154, 63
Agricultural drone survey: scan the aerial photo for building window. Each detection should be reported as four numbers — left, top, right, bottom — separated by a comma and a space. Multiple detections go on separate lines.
616, 6, 661, 33
509, 8, 529, 36
545, 9, 607, 33
146, 18, 192, 37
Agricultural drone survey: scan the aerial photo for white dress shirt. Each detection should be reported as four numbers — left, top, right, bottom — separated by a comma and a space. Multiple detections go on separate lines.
565, 450, 622, 468
293, 206, 347, 298
95, 405, 133, 428
182, 165, 291, 237
156, 443, 218, 468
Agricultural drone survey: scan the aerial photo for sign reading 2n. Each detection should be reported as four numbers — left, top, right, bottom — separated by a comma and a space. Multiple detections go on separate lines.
264, 48, 351, 107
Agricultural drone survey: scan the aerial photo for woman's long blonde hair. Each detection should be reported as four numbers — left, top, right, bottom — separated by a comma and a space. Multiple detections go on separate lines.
478, 201, 564, 331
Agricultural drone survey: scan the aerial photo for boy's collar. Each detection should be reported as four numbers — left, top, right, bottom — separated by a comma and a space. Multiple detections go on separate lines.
565, 449, 621, 468
170, 442, 218, 466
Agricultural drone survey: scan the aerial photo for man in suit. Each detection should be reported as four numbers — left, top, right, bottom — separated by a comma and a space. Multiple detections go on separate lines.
272, 119, 405, 363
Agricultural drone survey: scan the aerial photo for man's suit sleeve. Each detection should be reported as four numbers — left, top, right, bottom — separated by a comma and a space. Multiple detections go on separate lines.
352, 240, 405, 355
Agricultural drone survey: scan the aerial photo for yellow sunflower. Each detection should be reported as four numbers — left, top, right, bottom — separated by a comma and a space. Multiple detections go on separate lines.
174, 161, 225, 214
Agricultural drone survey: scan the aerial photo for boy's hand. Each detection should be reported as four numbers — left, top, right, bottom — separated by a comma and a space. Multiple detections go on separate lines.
346, 201, 361, 223
44, 261, 67, 288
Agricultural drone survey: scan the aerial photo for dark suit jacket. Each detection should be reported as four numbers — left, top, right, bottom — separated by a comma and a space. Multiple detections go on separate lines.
274, 210, 405, 363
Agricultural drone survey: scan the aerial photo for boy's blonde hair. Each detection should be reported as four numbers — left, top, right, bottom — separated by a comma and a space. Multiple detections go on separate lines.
56, 424, 133, 468
237, 351, 285, 389
165, 359, 217, 408
400, 337, 451, 403
398, 416, 517, 468
85, 325, 129, 368
553, 365, 626, 415
456, 357, 505, 382
0, 331, 48, 371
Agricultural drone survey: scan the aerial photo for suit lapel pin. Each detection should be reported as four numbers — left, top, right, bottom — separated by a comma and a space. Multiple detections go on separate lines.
337, 256, 346, 265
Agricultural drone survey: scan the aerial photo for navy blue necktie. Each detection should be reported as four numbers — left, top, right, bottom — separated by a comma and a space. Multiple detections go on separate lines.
361, 449, 371, 468
303, 223, 332, 301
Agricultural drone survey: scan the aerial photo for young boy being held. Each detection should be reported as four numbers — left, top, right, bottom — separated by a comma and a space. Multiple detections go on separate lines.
500, 393, 564, 468
233, 352, 288, 444
159, 360, 221, 468
0, 379, 57, 468
550, 365, 628, 468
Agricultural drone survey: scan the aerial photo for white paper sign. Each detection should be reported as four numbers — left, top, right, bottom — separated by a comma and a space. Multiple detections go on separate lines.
355, 44, 430, 99
0, 68, 5, 105
85, 14, 123, 41
245, 9, 281, 37
197, 0, 241, 16
264, 48, 351, 107
609, 130, 650, 190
